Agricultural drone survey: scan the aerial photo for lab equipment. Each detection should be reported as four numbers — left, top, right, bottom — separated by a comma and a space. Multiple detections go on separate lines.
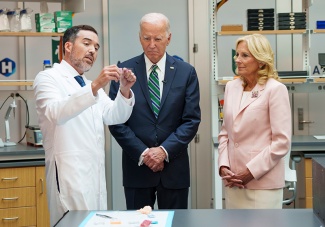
4, 95, 17, 146
26, 125, 43, 146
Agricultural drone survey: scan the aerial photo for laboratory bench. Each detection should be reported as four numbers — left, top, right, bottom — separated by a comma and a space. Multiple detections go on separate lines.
289, 135, 325, 208
213, 135, 325, 209
56, 209, 324, 227
0, 143, 45, 167
0, 143, 49, 226
312, 157, 325, 224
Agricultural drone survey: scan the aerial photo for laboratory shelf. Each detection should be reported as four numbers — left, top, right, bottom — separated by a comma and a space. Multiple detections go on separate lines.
0, 32, 64, 37
312, 29, 325, 34
217, 78, 325, 85
217, 30, 307, 36
0, 80, 34, 86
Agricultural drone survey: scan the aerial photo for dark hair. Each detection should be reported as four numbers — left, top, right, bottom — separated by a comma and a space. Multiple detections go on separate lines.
62, 25, 98, 54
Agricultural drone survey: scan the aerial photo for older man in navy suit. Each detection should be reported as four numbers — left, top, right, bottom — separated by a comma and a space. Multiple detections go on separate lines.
109, 12, 201, 210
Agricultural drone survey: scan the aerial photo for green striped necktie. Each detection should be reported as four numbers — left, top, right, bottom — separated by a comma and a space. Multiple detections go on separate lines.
148, 65, 160, 118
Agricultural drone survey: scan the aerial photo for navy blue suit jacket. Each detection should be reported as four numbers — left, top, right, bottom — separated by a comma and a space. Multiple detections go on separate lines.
109, 53, 201, 189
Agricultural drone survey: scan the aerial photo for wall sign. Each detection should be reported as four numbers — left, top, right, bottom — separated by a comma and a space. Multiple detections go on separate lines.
0, 58, 16, 77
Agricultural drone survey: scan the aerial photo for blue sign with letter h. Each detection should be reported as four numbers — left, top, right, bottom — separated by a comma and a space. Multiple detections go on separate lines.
0, 58, 16, 77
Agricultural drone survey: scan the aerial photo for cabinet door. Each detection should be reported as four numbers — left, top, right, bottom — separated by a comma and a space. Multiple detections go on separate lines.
292, 92, 325, 135
36, 166, 50, 227
0, 207, 36, 227
0, 187, 36, 208
0, 167, 35, 189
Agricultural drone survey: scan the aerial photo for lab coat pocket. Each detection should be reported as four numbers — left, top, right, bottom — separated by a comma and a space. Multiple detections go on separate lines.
55, 150, 95, 196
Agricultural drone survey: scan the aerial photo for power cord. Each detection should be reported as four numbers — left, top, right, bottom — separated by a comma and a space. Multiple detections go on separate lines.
0, 94, 13, 111
15, 93, 30, 143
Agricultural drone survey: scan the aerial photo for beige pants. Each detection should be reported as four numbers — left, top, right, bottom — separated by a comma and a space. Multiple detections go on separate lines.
225, 187, 283, 209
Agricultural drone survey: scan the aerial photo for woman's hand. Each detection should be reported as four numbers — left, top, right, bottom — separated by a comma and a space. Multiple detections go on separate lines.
233, 168, 254, 186
220, 166, 244, 188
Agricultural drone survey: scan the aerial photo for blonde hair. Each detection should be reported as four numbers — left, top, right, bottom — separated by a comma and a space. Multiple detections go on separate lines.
234, 34, 279, 87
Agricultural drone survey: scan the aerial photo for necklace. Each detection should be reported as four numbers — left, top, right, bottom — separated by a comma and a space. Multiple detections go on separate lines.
245, 82, 257, 91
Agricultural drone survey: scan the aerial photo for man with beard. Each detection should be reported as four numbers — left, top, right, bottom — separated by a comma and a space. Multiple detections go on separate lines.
33, 25, 136, 226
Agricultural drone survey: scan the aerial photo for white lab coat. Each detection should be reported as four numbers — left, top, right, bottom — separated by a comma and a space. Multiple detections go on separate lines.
33, 60, 134, 226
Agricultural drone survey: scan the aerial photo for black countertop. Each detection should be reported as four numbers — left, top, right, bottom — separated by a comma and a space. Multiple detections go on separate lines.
0, 143, 45, 167
313, 156, 325, 167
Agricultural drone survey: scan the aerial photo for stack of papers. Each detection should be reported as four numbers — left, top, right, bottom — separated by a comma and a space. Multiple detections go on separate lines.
79, 211, 174, 227
314, 135, 325, 139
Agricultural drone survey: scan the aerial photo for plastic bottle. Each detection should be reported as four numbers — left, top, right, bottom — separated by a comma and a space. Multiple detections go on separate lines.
20, 8, 33, 32
43, 60, 51, 70
0, 9, 10, 32
7, 9, 20, 32
40, 1, 49, 13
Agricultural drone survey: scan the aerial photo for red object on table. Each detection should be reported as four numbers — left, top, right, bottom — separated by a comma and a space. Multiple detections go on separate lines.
140, 220, 152, 227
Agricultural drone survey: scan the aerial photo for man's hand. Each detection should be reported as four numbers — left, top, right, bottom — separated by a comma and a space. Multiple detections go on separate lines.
119, 68, 136, 98
91, 65, 122, 96
142, 147, 166, 172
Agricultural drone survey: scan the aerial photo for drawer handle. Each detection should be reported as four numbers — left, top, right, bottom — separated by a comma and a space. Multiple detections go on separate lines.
2, 197, 19, 201
2, 217, 19, 221
40, 178, 44, 194
1, 177, 18, 181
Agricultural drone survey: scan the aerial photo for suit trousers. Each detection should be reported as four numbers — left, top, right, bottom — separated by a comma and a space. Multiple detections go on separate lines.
124, 181, 189, 210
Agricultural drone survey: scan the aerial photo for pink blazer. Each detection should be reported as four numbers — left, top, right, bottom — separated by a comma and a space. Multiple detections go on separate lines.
218, 78, 292, 189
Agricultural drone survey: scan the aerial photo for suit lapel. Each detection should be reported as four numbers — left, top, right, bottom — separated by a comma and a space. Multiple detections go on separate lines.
160, 55, 176, 108
134, 54, 155, 113
232, 79, 243, 120
240, 83, 265, 111
56, 64, 80, 90
134, 53, 176, 117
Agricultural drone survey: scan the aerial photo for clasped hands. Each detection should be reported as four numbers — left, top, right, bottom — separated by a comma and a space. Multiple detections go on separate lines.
142, 147, 166, 172
220, 166, 254, 189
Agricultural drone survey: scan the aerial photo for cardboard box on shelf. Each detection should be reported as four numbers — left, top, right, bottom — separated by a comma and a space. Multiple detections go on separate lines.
221, 24, 243, 31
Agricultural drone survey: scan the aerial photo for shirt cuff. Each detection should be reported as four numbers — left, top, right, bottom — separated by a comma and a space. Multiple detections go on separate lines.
138, 148, 149, 166
119, 89, 134, 106
160, 146, 169, 162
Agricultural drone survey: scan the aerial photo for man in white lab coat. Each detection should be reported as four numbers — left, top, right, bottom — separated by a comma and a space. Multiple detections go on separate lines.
33, 25, 136, 226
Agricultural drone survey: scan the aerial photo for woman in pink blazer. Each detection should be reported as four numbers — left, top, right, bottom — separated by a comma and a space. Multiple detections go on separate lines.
218, 34, 292, 209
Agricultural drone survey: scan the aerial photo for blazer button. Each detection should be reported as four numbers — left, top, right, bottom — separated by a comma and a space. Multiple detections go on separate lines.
155, 143, 159, 146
